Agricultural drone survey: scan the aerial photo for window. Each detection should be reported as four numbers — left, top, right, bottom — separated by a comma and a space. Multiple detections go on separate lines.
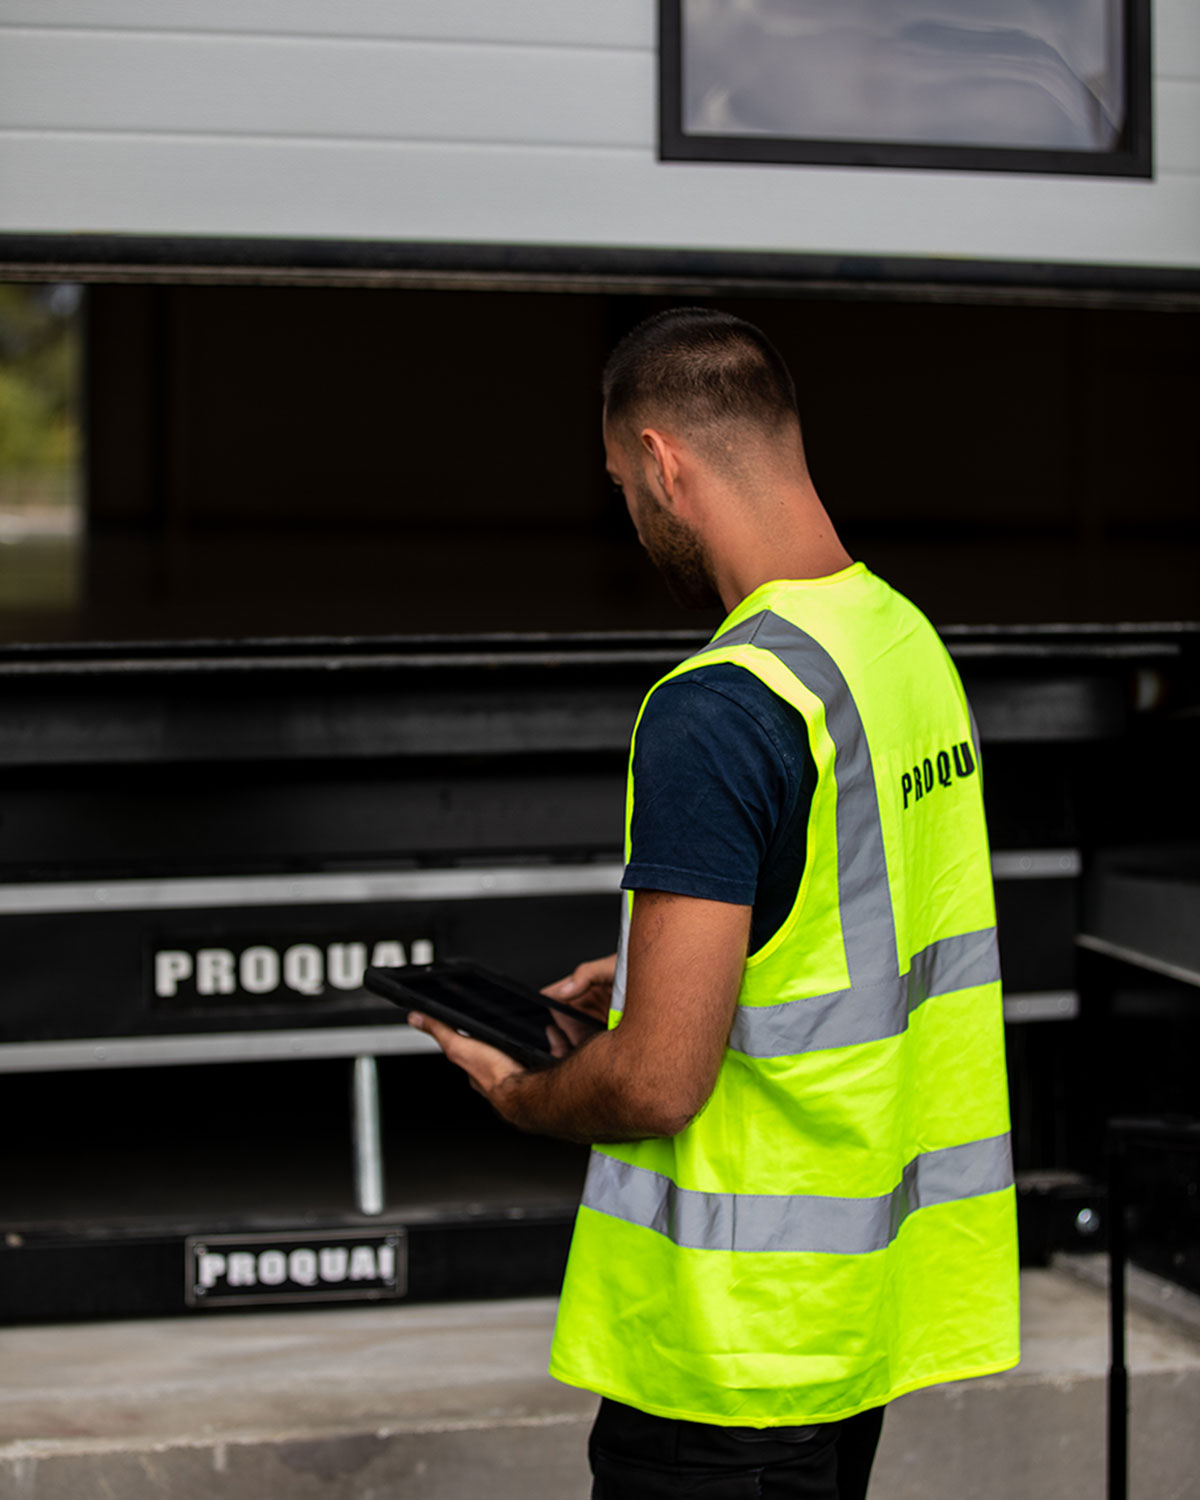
660, 0, 1151, 177
0, 283, 84, 625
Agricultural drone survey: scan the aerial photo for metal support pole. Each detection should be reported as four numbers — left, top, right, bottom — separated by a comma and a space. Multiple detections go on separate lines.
1107, 1127, 1128, 1500
352, 1055, 385, 1217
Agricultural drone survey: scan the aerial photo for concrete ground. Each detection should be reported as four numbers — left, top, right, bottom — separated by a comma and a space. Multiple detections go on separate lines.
1, 1266, 1198, 1499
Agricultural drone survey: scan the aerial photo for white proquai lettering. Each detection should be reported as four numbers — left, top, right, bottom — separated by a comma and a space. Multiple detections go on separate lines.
410, 939, 435, 964
369, 942, 406, 969
327, 943, 368, 991
319, 1247, 349, 1282
154, 951, 193, 998
258, 1250, 287, 1286
283, 944, 324, 996
240, 946, 280, 995
348, 1246, 378, 1281
196, 948, 236, 996
288, 1248, 318, 1287
227, 1252, 257, 1287
197, 1252, 226, 1289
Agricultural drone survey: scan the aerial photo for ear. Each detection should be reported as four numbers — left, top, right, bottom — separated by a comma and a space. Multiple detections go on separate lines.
639, 428, 681, 505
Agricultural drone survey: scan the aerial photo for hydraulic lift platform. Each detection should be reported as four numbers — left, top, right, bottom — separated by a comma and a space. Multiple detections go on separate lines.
2, 627, 1197, 1323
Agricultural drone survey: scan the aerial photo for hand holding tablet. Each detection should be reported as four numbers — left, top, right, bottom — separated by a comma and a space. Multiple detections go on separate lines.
363, 959, 607, 1071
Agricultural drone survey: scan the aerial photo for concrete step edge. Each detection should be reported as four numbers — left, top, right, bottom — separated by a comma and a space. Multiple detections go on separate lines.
0, 1409, 592, 1465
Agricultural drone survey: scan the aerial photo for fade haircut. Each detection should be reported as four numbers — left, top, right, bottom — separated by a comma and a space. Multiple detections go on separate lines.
602, 308, 800, 457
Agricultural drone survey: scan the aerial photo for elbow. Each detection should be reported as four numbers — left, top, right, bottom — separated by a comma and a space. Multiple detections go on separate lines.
631, 1085, 706, 1139
649, 1107, 697, 1139
602, 1041, 718, 1138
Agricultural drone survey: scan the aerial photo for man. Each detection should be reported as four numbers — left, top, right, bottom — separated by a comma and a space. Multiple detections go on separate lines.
408, 308, 1020, 1498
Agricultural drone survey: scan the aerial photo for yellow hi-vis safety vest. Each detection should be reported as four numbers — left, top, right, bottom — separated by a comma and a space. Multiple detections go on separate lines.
549, 564, 1020, 1426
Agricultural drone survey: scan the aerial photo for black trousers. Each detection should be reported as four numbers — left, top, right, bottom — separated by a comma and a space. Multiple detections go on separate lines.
589, 1398, 885, 1500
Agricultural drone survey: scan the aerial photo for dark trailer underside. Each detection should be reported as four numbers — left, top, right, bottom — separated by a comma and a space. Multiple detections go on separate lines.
0, 246, 1197, 1320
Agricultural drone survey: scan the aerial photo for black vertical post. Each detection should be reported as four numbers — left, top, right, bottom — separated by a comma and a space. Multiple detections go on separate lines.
1106, 1125, 1128, 1500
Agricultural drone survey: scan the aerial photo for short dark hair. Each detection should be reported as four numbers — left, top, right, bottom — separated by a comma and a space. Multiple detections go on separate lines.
602, 308, 799, 445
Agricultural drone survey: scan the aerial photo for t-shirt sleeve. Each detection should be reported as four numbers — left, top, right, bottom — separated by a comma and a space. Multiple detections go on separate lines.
621, 675, 793, 906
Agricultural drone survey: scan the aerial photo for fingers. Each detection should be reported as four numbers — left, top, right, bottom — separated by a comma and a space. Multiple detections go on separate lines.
546, 1011, 599, 1053
560, 1012, 601, 1047
408, 1012, 523, 1093
541, 954, 618, 1002
540, 974, 583, 1000
568, 990, 611, 1023
407, 1010, 460, 1054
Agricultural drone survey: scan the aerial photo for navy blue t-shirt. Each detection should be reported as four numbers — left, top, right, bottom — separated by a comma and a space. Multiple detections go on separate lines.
620, 663, 817, 953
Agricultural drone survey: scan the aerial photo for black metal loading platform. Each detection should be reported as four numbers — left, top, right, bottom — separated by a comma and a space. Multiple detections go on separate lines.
2, 627, 1197, 1322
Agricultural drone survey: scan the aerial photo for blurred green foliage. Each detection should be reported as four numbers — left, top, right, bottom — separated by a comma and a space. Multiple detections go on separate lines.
0, 284, 82, 614
0, 282, 81, 497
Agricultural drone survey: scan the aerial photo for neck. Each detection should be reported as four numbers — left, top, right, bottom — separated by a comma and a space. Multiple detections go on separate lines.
708, 484, 855, 614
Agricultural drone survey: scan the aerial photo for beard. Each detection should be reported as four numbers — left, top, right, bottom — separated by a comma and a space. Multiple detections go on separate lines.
633, 479, 722, 611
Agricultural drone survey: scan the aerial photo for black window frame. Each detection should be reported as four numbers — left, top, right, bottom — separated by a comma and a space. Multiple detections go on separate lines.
659, 0, 1152, 179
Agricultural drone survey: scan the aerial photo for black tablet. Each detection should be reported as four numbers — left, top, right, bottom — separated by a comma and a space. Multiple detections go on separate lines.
363, 959, 606, 1070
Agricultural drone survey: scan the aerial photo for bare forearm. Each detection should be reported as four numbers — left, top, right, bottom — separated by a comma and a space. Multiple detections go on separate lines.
492, 1033, 686, 1144
408, 896, 747, 1144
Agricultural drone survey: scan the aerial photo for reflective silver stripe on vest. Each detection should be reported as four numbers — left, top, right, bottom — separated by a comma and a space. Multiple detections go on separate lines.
610, 893, 631, 1016
583, 1133, 1013, 1255
700, 611, 899, 990
731, 926, 1000, 1057
616, 610, 995, 1047
694, 610, 995, 1055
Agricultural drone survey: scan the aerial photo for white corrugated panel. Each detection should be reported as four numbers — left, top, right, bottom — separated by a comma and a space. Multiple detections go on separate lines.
0, 0, 1196, 271
0, 0, 654, 48
1159, 81, 1200, 173
0, 32, 651, 148
1157, 0, 1200, 82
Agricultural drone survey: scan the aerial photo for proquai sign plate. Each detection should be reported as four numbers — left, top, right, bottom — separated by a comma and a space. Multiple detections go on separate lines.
185, 1228, 406, 1308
